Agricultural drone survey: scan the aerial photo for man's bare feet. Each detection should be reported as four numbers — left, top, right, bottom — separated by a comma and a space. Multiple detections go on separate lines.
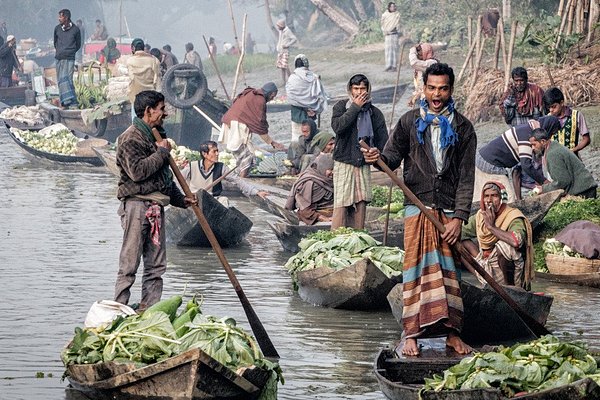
446, 332, 472, 355
398, 338, 420, 356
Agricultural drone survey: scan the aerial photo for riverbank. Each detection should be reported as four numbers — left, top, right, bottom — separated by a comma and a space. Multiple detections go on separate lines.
204, 44, 600, 183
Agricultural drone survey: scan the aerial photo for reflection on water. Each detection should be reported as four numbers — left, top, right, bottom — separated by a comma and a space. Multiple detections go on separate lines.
1, 125, 600, 400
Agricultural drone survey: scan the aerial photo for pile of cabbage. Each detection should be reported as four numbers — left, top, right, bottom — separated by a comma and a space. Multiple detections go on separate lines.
422, 335, 600, 397
62, 295, 282, 400
166, 138, 201, 168
11, 127, 78, 155
284, 228, 404, 283
543, 238, 584, 258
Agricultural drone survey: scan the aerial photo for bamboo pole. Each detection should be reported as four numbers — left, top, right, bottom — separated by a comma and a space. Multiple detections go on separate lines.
555, 0, 573, 60
467, 16, 473, 69
232, 14, 247, 98
566, 0, 577, 35
457, 36, 479, 82
226, 0, 247, 86
493, 22, 501, 69
587, 0, 599, 43
499, 18, 507, 72
472, 15, 482, 74
470, 37, 487, 91
558, 0, 566, 17
202, 35, 231, 101
504, 20, 518, 91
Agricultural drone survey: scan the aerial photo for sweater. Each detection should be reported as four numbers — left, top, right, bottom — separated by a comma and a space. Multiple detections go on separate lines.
542, 141, 597, 196
116, 124, 186, 207
331, 100, 388, 167
0, 43, 19, 77
53, 23, 81, 60
380, 108, 477, 221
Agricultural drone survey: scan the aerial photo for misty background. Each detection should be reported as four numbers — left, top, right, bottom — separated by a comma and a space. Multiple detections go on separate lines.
0, 0, 282, 58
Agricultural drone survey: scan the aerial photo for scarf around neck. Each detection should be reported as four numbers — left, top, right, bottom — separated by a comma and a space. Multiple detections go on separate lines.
133, 117, 173, 187
415, 97, 458, 149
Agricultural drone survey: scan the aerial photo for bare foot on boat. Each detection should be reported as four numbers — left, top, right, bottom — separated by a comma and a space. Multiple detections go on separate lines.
398, 338, 420, 356
446, 332, 472, 355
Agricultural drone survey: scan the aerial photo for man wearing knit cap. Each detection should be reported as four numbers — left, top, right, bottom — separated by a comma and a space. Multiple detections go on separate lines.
275, 19, 297, 85
219, 82, 286, 177
0, 34, 22, 87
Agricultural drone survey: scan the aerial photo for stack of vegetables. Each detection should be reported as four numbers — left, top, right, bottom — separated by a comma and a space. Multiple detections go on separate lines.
11, 127, 78, 155
422, 335, 600, 397
370, 185, 405, 220
284, 228, 404, 284
74, 62, 109, 109
252, 151, 288, 175
543, 238, 585, 258
534, 197, 600, 272
166, 138, 201, 168
61, 295, 282, 400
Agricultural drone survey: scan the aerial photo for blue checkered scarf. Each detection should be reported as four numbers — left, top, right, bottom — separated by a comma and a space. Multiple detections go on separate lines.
415, 97, 458, 149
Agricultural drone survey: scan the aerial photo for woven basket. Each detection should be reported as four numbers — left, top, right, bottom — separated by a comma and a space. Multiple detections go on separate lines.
546, 254, 600, 275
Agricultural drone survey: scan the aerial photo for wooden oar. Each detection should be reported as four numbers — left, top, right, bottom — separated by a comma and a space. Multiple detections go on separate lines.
359, 140, 550, 338
153, 128, 279, 359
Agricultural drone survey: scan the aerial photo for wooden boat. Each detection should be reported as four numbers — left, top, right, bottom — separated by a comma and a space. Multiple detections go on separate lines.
295, 258, 402, 310
58, 101, 132, 143
92, 145, 120, 177
374, 343, 600, 400
387, 279, 553, 345
5, 123, 105, 167
65, 347, 272, 400
535, 271, 600, 289
269, 190, 564, 253
164, 189, 253, 247
0, 85, 28, 106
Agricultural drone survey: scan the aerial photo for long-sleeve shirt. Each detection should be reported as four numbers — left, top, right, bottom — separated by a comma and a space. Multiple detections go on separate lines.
126, 51, 162, 103
276, 27, 297, 52
53, 22, 81, 60
542, 141, 597, 196
0, 43, 19, 77
182, 160, 260, 198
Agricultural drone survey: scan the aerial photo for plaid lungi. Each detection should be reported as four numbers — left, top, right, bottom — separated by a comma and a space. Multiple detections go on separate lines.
276, 50, 289, 69
384, 33, 399, 69
402, 205, 463, 339
332, 161, 371, 208
56, 59, 78, 107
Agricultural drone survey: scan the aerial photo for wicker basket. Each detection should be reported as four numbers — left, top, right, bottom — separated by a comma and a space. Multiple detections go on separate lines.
546, 254, 600, 275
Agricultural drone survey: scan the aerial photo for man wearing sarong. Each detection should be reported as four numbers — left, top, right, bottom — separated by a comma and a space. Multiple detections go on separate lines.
543, 87, 591, 159
219, 82, 285, 177
275, 19, 297, 85
285, 153, 334, 225
286, 54, 327, 143
363, 63, 475, 356
408, 43, 437, 107
473, 115, 560, 203
461, 181, 534, 289
381, 2, 401, 72
115, 90, 196, 309
499, 67, 545, 126
127, 38, 161, 120
331, 73, 388, 230
53, 9, 81, 108
529, 128, 597, 198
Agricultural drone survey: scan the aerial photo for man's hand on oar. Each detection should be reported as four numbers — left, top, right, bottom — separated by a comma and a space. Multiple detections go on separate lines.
360, 146, 380, 164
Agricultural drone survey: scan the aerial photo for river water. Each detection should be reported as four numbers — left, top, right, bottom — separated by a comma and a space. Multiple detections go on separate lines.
1, 124, 600, 400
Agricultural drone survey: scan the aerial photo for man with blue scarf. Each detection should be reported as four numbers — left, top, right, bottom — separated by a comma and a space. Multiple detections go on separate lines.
114, 90, 196, 310
363, 63, 476, 357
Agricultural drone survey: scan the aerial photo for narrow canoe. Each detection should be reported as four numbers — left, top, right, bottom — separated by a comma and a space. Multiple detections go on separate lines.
92, 146, 120, 177
387, 279, 553, 345
535, 271, 600, 289
269, 190, 564, 253
164, 189, 253, 247
5, 123, 105, 167
374, 343, 600, 400
66, 347, 272, 400
295, 258, 401, 310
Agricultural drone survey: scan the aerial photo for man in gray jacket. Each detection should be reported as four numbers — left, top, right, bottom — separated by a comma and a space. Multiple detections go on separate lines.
53, 9, 81, 108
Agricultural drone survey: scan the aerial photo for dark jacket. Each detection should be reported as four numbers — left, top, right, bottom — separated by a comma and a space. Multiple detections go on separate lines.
380, 108, 477, 221
331, 100, 388, 167
116, 124, 186, 207
54, 23, 81, 60
0, 43, 19, 77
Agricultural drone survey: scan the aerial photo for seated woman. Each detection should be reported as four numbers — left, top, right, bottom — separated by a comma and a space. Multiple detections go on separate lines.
461, 181, 534, 289
99, 38, 121, 65
285, 153, 334, 225
181, 140, 268, 207
287, 119, 320, 174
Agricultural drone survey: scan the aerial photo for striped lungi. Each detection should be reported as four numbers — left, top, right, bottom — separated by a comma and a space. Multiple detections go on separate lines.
332, 161, 371, 208
56, 59, 77, 107
276, 50, 289, 69
402, 205, 463, 339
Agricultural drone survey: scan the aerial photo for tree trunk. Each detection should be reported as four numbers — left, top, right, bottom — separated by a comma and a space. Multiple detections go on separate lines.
264, 0, 279, 39
354, 0, 368, 21
587, 0, 599, 43
371, 0, 384, 12
309, 0, 360, 37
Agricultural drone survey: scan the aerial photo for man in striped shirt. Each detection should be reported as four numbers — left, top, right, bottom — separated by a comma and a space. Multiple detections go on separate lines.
473, 116, 560, 202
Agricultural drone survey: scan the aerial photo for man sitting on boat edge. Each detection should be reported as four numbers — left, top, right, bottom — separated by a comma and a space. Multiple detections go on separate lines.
461, 181, 534, 289
181, 140, 269, 208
